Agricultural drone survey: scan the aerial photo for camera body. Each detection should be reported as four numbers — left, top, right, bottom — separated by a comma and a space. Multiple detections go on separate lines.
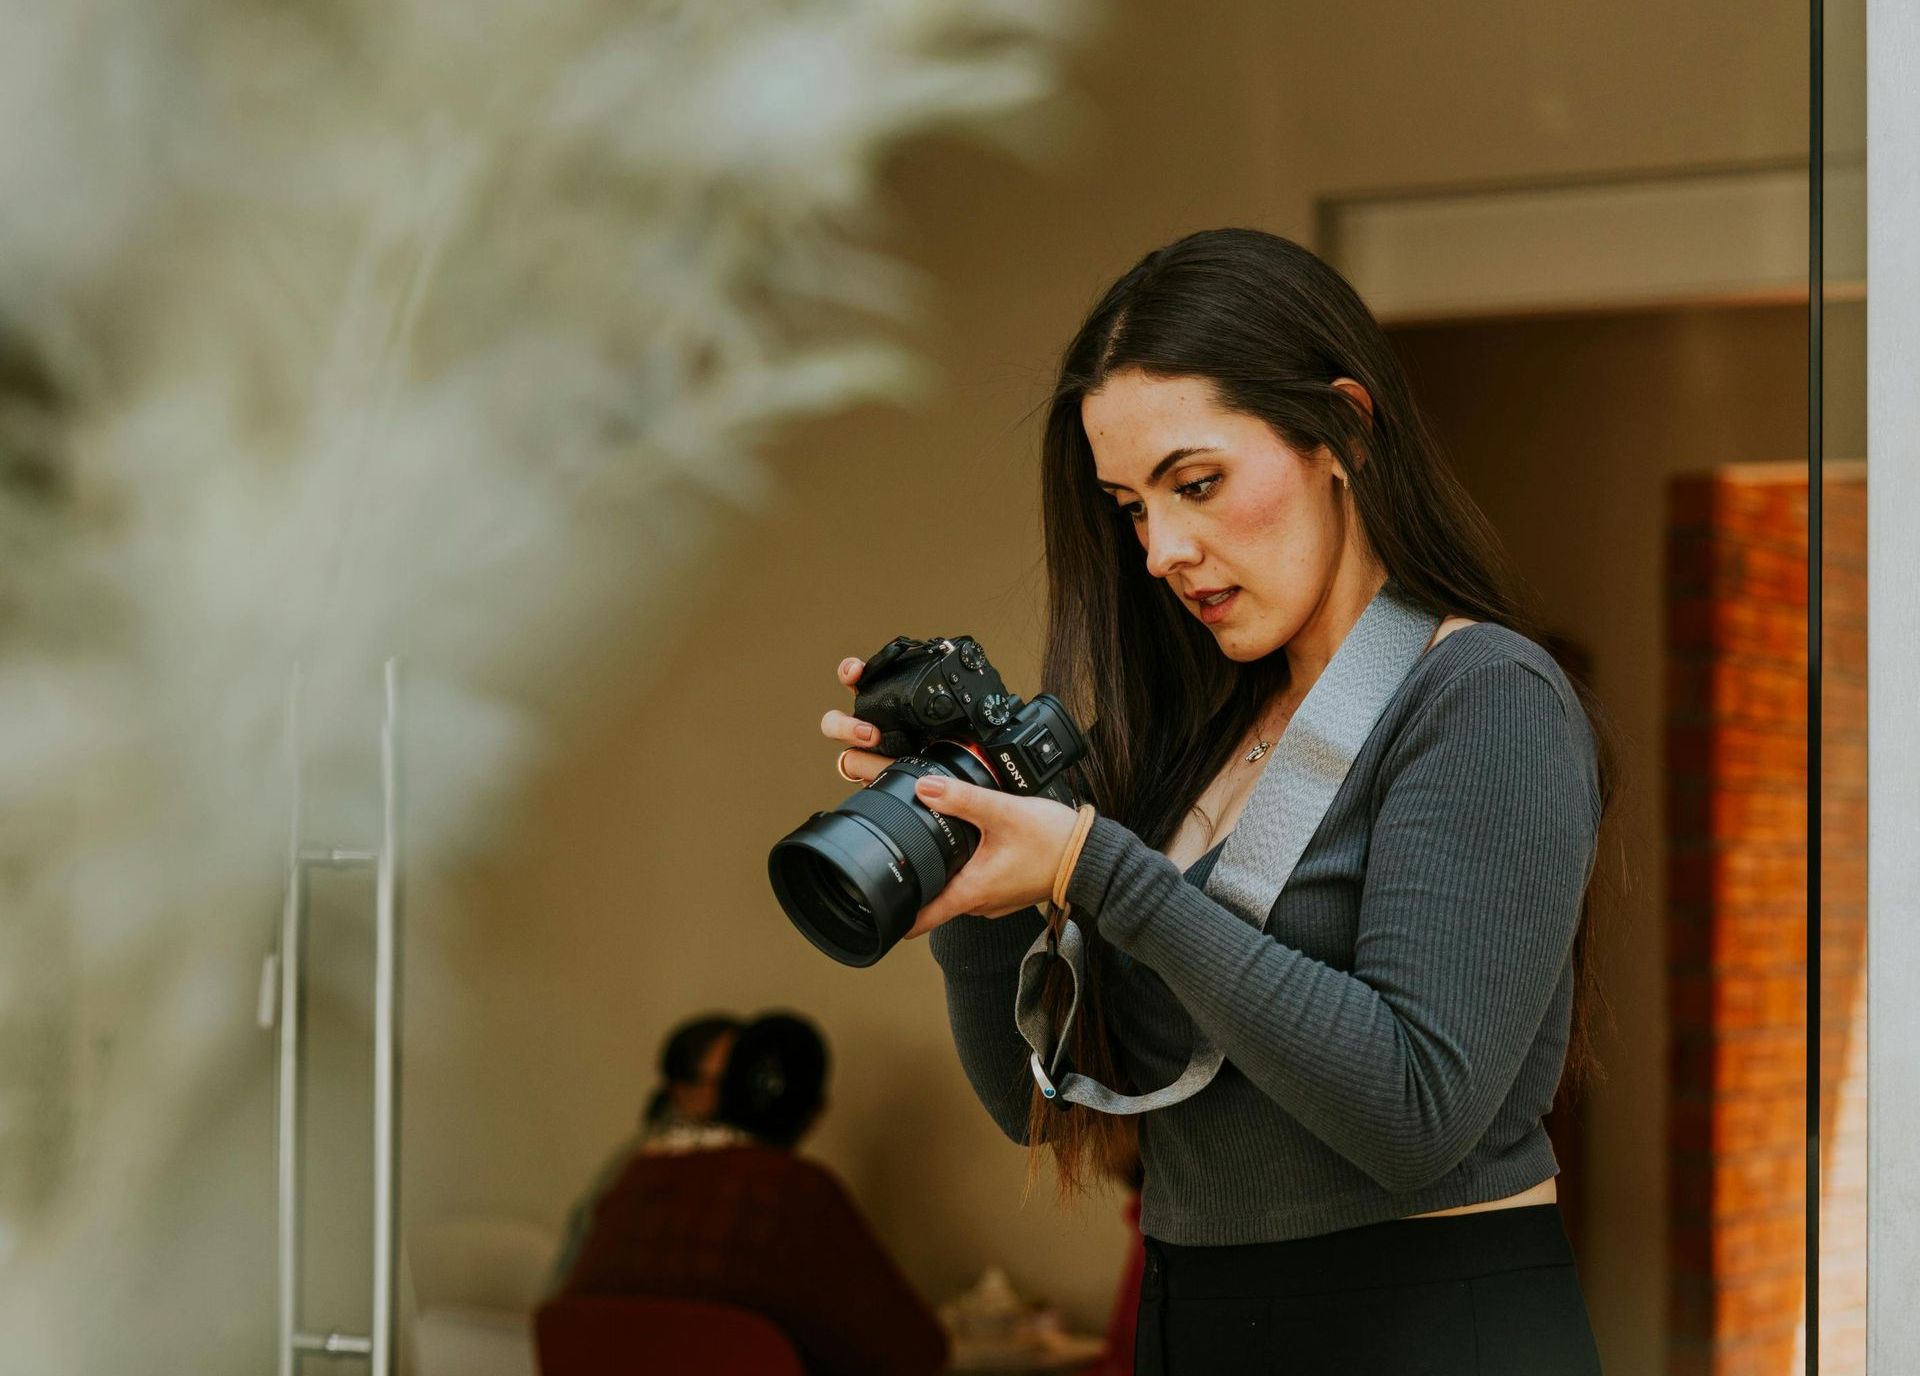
767, 634, 1090, 967
851, 635, 1080, 806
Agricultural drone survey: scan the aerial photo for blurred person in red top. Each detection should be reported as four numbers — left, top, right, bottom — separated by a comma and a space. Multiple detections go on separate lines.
549, 1012, 744, 1288
554, 1012, 949, 1376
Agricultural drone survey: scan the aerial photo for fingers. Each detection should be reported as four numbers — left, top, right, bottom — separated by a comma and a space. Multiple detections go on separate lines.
902, 884, 1020, 940
832, 747, 889, 785
824, 660, 882, 785
913, 775, 999, 823
905, 887, 973, 938
820, 708, 882, 750
903, 908, 949, 941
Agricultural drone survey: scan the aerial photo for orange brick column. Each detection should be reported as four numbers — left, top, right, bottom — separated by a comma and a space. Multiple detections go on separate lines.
1666, 472, 1807, 1376
1664, 468, 1868, 1376
1814, 476, 1868, 1374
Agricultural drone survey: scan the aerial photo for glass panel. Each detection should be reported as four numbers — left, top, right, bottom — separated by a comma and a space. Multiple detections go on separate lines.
0, 5, 1836, 1373
1816, 0, 1869, 1371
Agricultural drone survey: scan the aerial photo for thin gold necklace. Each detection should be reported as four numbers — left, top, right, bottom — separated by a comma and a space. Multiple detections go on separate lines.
1243, 695, 1293, 764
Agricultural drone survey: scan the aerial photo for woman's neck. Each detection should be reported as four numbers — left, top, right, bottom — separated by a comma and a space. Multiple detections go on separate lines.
1282, 558, 1389, 700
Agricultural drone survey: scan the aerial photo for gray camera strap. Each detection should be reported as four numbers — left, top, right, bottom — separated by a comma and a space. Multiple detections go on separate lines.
1012, 584, 1440, 1115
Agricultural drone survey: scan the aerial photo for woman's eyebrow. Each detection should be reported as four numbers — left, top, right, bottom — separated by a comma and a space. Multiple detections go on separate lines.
1095, 446, 1220, 491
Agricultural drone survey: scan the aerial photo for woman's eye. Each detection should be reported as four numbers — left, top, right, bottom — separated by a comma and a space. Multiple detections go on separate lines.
1115, 477, 1215, 523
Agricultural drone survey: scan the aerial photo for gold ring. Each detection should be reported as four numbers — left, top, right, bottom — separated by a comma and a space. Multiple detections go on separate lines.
835, 748, 861, 784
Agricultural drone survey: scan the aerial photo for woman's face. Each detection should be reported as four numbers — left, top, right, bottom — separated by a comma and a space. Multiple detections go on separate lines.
671, 1031, 735, 1122
1082, 369, 1359, 664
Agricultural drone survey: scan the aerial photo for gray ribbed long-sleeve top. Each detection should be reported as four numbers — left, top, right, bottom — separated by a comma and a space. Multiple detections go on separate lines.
928, 624, 1602, 1246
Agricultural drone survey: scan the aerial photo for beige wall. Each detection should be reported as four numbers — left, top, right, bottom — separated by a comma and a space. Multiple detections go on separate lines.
407, 0, 1316, 1331
1285, 0, 1811, 194
411, 0, 1821, 1361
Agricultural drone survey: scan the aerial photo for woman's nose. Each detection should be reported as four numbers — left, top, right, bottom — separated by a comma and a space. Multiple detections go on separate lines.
1143, 518, 1199, 580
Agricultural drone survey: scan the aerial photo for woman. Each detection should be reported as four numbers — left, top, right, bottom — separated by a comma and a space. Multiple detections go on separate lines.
821, 228, 1612, 1374
549, 1013, 742, 1288
551, 1014, 949, 1376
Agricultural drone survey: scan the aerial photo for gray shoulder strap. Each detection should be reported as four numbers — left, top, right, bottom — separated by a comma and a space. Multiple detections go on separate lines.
1012, 583, 1440, 1116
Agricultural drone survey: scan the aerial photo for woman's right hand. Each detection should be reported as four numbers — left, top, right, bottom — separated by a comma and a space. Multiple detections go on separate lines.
820, 656, 896, 785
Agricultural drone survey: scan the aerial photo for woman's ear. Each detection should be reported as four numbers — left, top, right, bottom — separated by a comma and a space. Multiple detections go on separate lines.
1327, 378, 1374, 487
1331, 377, 1374, 426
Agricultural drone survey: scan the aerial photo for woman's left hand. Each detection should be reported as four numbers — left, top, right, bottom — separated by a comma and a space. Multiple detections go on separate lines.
904, 777, 1082, 939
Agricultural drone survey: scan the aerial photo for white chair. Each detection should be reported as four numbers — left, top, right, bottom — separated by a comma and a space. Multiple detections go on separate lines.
403, 1216, 559, 1376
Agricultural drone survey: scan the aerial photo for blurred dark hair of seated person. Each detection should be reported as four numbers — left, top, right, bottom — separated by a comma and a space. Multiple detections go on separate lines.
551, 1012, 949, 1376
644, 1012, 743, 1139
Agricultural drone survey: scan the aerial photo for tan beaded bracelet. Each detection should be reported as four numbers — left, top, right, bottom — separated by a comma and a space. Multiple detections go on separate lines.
1047, 803, 1099, 921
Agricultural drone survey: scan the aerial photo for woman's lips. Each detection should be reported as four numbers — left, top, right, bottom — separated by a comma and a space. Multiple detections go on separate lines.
1195, 587, 1240, 625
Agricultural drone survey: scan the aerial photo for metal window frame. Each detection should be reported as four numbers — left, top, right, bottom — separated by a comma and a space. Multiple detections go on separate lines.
1865, 0, 1919, 1369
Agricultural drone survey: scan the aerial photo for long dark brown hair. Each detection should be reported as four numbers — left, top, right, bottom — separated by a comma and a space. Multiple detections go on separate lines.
1026, 228, 1620, 1194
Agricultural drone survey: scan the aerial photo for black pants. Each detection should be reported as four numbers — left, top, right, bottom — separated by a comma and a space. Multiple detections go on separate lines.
1134, 1205, 1602, 1375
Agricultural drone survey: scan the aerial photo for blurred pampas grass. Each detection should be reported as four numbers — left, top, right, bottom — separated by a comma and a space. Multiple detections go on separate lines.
0, 1, 1085, 1368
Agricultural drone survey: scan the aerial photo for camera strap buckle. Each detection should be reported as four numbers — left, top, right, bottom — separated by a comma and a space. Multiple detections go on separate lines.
1028, 1050, 1058, 1100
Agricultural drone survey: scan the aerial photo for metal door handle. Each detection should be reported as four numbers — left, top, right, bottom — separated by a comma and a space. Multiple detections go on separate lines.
275, 660, 403, 1376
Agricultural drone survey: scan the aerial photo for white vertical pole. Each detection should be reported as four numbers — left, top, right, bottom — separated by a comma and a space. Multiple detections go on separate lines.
277, 667, 306, 1376
1866, 0, 1920, 1368
371, 659, 402, 1376
274, 660, 403, 1372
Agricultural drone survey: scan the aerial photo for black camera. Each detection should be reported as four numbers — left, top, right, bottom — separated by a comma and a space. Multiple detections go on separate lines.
768, 635, 1089, 967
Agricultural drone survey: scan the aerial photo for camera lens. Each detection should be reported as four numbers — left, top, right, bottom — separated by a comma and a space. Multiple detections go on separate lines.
768, 847, 882, 960
768, 742, 996, 966
827, 868, 870, 912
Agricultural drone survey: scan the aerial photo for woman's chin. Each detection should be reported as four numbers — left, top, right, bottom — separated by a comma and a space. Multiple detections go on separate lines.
1209, 626, 1280, 662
